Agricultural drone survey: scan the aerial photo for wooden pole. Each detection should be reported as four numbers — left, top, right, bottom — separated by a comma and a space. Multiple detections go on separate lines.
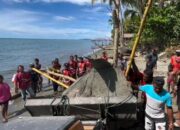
46, 70, 76, 82
32, 68, 69, 89
125, 0, 153, 77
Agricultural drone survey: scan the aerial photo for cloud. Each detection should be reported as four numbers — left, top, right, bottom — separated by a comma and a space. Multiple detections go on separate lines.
107, 12, 112, 16
0, 9, 110, 38
54, 16, 74, 21
0, 9, 43, 25
5, 0, 101, 5
82, 6, 104, 13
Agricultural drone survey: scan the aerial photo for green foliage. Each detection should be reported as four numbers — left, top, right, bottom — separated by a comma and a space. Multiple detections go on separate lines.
124, 1, 180, 49
140, 4, 180, 49
124, 16, 140, 33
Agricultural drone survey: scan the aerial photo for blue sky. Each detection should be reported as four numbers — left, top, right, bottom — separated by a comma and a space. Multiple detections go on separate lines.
0, 0, 113, 39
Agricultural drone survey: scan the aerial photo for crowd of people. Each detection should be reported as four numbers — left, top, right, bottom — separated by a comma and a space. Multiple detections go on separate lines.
0, 48, 179, 130
0, 52, 110, 123
118, 49, 180, 130
49, 55, 93, 92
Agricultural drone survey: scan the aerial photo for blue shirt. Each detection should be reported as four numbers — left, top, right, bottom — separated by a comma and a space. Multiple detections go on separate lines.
140, 85, 172, 118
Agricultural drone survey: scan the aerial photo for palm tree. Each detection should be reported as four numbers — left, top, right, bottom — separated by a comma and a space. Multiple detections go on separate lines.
92, 0, 121, 67
123, 0, 147, 20
92, 0, 148, 66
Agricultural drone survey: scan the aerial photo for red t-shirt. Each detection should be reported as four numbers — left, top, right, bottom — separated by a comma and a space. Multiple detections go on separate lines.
63, 69, 71, 76
0, 83, 11, 103
62, 69, 72, 85
85, 60, 92, 69
15, 72, 31, 90
78, 62, 86, 74
69, 60, 77, 69
171, 55, 180, 73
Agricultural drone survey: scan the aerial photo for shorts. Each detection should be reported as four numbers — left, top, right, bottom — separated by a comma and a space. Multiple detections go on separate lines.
167, 79, 174, 85
145, 116, 166, 130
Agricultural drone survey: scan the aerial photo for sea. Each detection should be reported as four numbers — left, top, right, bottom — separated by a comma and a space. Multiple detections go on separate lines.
0, 38, 94, 88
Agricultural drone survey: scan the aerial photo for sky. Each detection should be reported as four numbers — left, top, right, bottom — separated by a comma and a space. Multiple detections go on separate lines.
0, 0, 113, 39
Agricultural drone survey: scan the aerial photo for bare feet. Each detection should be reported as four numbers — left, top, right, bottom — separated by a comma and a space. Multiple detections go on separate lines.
2, 118, 8, 123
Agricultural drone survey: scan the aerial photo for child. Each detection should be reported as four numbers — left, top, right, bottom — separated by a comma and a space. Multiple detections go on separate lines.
167, 64, 175, 96
0, 75, 11, 123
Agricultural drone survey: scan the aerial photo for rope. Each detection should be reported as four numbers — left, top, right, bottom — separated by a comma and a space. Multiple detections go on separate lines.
59, 95, 70, 116
107, 94, 134, 109
70, 105, 100, 114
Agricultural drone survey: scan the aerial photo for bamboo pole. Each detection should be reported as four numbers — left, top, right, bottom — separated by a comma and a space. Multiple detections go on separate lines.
125, 0, 153, 77
46, 70, 76, 82
32, 68, 69, 89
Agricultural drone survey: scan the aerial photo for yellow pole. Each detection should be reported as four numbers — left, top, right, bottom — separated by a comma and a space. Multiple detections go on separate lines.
32, 68, 69, 89
125, 0, 153, 77
46, 70, 76, 82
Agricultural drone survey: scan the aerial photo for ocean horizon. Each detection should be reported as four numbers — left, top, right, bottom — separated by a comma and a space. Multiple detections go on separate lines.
0, 38, 94, 88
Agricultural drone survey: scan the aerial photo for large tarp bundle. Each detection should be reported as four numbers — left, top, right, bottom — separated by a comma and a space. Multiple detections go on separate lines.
63, 59, 131, 97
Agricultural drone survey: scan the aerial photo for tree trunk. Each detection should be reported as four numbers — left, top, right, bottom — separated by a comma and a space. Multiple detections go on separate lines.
119, 0, 124, 47
113, 0, 120, 67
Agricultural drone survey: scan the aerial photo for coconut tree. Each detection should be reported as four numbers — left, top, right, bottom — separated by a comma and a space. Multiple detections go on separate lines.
92, 0, 147, 66
123, 0, 146, 19
92, 0, 122, 67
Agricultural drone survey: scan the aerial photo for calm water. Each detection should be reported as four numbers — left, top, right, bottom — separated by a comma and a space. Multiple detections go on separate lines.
0, 38, 93, 88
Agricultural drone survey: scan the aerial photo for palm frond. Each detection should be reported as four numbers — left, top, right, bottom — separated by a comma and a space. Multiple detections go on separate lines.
124, 9, 138, 18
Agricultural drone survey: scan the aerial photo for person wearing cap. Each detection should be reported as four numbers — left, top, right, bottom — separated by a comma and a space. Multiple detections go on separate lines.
139, 76, 173, 130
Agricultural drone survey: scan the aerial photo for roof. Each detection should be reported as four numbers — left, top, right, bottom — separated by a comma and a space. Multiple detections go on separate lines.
123, 33, 134, 38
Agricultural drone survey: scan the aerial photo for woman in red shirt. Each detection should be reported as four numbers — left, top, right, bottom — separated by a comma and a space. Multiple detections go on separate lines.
0, 75, 11, 123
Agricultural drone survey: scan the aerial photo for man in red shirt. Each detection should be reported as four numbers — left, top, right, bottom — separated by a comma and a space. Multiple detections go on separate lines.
170, 50, 180, 75
77, 57, 86, 77
62, 63, 72, 86
15, 65, 35, 101
69, 56, 77, 78
85, 57, 92, 72
69, 56, 77, 70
